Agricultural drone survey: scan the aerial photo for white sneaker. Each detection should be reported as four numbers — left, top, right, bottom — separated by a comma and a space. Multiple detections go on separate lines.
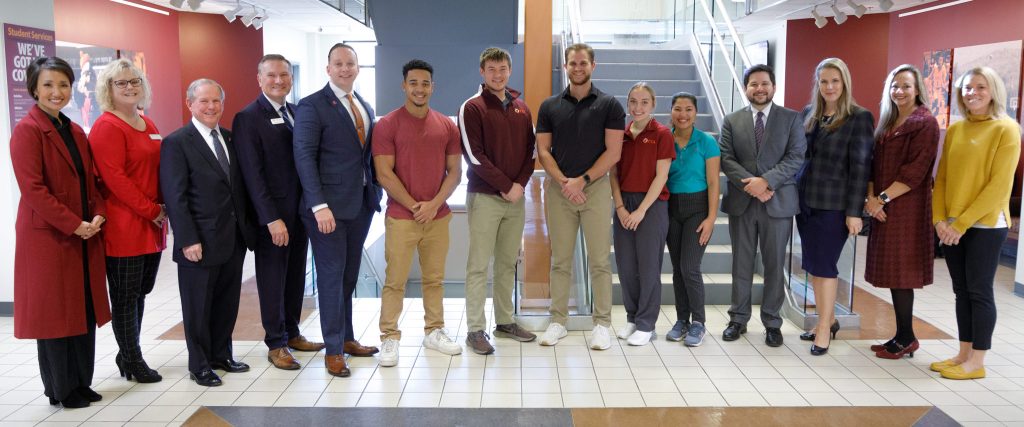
616, 322, 637, 340
379, 338, 399, 367
626, 330, 652, 346
590, 325, 611, 350
423, 328, 463, 355
539, 322, 568, 346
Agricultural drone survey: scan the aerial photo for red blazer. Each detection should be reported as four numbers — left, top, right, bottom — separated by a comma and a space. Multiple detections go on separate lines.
89, 112, 167, 256
11, 105, 110, 339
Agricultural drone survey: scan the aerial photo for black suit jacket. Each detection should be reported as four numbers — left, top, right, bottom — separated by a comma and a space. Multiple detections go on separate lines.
293, 84, 382, 219
797, 106, 875, 216
160, 122, 256, 266
232, 95, 302, 227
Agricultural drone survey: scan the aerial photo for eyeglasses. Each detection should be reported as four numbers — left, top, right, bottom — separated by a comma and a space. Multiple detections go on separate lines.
112, 78, 143, 89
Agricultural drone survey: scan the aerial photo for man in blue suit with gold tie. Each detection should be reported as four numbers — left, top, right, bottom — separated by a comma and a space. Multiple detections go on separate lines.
293, 44, 382, 377
233, 54, 323, 372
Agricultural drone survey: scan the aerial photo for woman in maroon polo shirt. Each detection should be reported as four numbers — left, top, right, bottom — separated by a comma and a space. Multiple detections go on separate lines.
610, 82, 675, 346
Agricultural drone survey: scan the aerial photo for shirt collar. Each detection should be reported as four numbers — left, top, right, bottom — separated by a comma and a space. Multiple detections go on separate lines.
752, 102, 772, 117
191, 116, 219, 137
560, 83, 600, 102
262, 93, 285, 112
328, 81, 355, 101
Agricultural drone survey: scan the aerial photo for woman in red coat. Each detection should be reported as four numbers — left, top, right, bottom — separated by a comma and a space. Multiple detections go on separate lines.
864, 65, 939, 359
11, 57, 109, 408
89, 58, 166, 383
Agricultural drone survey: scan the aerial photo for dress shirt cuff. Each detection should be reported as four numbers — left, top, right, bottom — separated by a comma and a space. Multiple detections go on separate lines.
312, 203, 329, 213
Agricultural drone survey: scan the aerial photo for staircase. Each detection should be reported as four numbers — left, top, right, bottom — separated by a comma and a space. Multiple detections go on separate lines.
590, 48, 766, 306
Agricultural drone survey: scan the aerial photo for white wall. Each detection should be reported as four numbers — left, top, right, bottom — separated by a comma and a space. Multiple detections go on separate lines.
741, 20, 787, 107
0, 0, 55, 308
262, 23, 377, 103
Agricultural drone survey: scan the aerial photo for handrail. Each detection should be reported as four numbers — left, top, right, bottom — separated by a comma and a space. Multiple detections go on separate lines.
695, 0, 749, 108
714, 0, 751, 68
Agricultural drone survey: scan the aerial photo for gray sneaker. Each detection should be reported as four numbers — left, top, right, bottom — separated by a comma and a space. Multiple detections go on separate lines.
666, 320, 689, 342
466, 330, 495, 355
683, 321, 706, 347
494, 323, 537, 342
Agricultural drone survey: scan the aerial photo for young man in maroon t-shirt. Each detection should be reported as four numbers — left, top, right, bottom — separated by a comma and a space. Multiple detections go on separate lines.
372, 59, 463, 367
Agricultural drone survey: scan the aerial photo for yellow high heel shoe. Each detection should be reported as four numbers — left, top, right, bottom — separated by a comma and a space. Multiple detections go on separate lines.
929, 359, 959, 372
940, 365, 985, 380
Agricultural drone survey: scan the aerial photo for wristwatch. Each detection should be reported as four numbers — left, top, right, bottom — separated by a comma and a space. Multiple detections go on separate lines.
583, 173, 591, 184
878, 192, 890, 205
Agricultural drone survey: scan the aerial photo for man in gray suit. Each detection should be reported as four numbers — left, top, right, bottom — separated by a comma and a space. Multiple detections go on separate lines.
718, 64, 805, 347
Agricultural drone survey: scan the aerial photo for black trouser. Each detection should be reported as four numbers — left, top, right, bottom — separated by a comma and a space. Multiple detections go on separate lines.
667, 191, 709, 324
39, 245, 96, 401
178, 235, 245, 373
943, 227, 1007, 351
106, 253, 162, 364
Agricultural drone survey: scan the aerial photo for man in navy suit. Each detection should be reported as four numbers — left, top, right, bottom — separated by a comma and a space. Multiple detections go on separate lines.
161, 79, 257, 386
293, 43, 382, 377
233, 54, 323, 371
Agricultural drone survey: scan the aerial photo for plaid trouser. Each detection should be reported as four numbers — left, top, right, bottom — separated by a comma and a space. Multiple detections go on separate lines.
105, 253, 162, 362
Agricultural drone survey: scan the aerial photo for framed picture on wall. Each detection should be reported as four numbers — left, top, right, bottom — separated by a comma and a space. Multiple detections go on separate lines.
56, 41, 117, 133
922, 49, 952, 129
950, 40, 1022, 124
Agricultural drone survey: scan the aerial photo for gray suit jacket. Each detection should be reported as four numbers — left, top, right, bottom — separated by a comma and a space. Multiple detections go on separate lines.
719, 103, 806, 218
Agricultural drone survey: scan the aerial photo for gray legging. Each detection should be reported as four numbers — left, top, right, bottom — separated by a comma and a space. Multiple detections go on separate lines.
666, 191, 709, 324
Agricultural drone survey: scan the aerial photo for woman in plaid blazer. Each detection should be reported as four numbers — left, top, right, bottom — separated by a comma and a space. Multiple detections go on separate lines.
795, 58, 875, 356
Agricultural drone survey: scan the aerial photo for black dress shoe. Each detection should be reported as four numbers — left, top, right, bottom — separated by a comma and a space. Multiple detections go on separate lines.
800, 320, 840, 342
765, 327, 784, 347
58, 390, 90, 408
210, 359, 250, 373
190, 369, 223, 387
75, 387, 102, 402
722, 322, 747, 341
810, 344, 829, 356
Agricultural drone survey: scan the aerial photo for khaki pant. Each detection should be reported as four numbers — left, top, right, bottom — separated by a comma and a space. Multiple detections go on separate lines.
465, 192, 526, 332
379, 214, 451, 341
544, 176, 612, 326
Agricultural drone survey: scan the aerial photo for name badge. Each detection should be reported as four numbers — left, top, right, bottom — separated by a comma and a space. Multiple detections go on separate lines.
149, 134, 162, 140
270, 118, 285, 125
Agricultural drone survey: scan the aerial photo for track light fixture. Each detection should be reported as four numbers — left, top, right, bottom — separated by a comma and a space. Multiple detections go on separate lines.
186, 0, 203, 10
878, 0, 894, 11
846, 0, 867, 18
223, 2, 243, 22
168, 0, 184, 8
241, 7, 261, 26
812, 6, 828, 28
830, 2, 848, 24
252, 15, 266, 30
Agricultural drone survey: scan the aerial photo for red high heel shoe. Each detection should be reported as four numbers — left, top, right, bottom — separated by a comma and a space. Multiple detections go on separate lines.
875, 340, 919, 359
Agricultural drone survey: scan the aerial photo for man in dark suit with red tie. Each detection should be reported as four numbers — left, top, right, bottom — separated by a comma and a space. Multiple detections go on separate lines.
160, 79, 257, 387
233, 54, 324, 371
293, 43, 382, 377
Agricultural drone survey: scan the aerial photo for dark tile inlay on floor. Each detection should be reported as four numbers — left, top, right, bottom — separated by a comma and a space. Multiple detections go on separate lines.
200, 406, 959, 427
205, 406, 575, 427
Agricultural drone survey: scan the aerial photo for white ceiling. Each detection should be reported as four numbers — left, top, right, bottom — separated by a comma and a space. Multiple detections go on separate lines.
138, 0, 375, 37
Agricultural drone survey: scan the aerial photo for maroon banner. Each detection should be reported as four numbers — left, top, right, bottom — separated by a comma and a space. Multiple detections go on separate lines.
5, 23, 56, 130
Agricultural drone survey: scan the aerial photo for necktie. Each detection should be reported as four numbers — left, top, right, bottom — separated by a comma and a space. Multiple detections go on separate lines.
210, 129, 230, 182
279, 105, 293, 131
346, 93, 366, 146
754, 111, 765, 154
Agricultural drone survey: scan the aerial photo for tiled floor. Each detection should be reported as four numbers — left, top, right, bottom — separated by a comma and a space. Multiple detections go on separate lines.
1, 240, 1024, 426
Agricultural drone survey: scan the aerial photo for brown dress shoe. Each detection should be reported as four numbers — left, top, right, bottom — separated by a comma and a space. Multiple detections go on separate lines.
268, 347, 301, 370
288, 335, 326, 352
325, 354, 351, 377
344, 340, 380, 357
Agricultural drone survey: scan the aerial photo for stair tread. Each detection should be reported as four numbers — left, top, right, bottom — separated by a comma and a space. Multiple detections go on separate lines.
612, 273, 764, 284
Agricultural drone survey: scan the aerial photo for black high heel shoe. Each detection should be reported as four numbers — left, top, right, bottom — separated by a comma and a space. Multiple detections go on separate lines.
810, 344, 829, 356
115, 353, 163, 383
799, 319, 840, 341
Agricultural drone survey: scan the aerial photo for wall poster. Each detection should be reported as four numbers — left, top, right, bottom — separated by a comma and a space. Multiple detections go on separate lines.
4, 23, 56, 130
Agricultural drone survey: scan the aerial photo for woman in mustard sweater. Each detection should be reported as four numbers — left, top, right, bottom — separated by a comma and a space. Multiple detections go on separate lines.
931, 66, 1020, 380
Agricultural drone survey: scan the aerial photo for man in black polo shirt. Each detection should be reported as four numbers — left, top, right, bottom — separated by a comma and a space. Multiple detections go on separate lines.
535, 43, 625, 350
